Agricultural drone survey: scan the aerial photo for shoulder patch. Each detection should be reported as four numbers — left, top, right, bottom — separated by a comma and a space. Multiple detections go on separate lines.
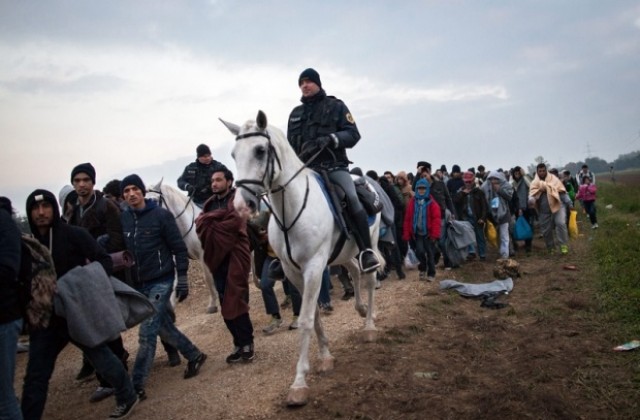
346, 113, 355, 124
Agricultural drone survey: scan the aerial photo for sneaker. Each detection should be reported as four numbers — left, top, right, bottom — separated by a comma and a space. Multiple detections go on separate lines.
479, 256, 487, 261
444, 266, 452, 272
341, 290, 354, 301
359, 249, 381, 273
592, 223, 599, 229
135, 388, 147, 402
262, 317, 283, 334
240, 344, 255, 363
108, 397, 138, 419
419, 271, 426, 280
89, 386, 115, 403
560, 245, 569, 255
466, 253, 476, 261
289, 316, 299, 330
426, 276, 436, 282
280, 295, 292, 309
75, 362, 95, 382
184, 353, 207, 379
226, 347, 242, 363
16, 342, 29, 353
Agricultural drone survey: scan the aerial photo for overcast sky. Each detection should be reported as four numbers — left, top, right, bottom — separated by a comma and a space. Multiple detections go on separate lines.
1, 0, 639, 213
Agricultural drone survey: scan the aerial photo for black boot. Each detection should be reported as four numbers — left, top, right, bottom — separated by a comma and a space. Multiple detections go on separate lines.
352, 209, 381, 273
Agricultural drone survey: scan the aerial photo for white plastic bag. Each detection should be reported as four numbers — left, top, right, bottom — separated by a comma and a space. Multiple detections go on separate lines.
404, 248, 420, 270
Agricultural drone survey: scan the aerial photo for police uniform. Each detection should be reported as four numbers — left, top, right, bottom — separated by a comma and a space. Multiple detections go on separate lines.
287, 68, 379, 272
177, 160, 227, 207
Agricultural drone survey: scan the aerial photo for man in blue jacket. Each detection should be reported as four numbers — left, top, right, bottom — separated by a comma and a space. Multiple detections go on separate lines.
120, 174, 207, 401
21, 190, 138, 420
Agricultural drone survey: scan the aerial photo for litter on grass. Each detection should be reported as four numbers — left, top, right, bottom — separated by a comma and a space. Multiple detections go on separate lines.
613, 340, 640, 351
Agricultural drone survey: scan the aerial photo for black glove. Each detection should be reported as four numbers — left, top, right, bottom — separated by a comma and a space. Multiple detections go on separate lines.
175, 275, 189, 302
185, 184, 195, 194
299, 136, 333, 161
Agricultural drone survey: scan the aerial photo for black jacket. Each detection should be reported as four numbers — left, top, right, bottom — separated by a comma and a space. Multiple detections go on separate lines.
287, 89, 360, 169
0, 208, 22, 323
69, 191, 124, 253
121, 199, 189, 285
177, 159, 227, 205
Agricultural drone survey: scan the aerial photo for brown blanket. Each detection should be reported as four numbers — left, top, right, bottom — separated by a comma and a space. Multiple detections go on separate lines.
195, 195, 251, 320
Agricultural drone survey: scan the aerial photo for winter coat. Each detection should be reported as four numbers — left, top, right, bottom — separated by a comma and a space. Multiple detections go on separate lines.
121, 199, 189, 285
453, 186, 488, 223
69, 191, 124, 253
576, 183, 597, 202
0, 208, 22, 323
402, 195, 442, 241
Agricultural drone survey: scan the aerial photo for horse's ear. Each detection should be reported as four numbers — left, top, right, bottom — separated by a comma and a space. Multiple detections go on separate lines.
158, 178, 164, 187
256, 110, 267, 130
219, 118, 240, 136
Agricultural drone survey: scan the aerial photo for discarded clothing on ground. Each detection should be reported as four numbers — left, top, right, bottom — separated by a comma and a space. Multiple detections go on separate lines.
440, 278, 513, 309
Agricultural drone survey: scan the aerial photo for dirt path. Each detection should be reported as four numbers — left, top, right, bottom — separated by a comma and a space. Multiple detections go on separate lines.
14, 220, 638, 419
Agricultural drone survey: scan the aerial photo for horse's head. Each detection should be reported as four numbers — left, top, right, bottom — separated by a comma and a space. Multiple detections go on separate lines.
145, 178, 164, 206
221, 110, 289, 215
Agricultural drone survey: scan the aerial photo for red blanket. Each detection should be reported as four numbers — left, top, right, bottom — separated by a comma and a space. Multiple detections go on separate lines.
195, 194, 251, 320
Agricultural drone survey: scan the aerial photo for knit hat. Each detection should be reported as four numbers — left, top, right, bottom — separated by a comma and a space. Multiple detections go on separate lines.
350, 167, 363, 176
462, 171, 475, 183
440, 164, 447, 172
298, 68, 322, 88
120, 174, 146, 196
451, 164, 461, 174
196, 144, 211, 157
70, 162, 96, 184
366, 170, 379, 181
58, 185, 75, 208
417, 161, 431, 170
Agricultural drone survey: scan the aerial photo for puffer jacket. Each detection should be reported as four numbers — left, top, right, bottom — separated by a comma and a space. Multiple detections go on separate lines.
121, 199, 188, 285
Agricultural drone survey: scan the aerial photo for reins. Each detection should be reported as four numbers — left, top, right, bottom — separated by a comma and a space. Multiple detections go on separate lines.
147, 188, 197, 239
234, 129, 326, 269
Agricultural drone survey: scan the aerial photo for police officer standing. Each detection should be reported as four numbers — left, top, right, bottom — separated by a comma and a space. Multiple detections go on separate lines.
287, 68, 380, 273
177, 144, 227, 208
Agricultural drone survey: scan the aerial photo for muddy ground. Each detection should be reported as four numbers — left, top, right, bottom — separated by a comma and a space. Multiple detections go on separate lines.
14, 212, 639, 419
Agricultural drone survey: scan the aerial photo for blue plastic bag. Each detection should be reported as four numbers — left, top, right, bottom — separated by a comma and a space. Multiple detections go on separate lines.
514, 215, 533, 241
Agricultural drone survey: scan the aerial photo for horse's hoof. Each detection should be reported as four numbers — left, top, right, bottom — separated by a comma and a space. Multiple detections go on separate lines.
363, 329, 377, 343
286, 387, 309, 407
206, 305, 219, 314
317, 356, 335, 374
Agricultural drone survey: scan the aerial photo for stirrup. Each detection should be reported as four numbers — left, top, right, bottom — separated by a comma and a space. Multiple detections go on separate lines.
358, 249, 380, 273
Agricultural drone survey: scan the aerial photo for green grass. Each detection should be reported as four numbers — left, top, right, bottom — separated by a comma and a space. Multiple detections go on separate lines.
589, 172, 640, 339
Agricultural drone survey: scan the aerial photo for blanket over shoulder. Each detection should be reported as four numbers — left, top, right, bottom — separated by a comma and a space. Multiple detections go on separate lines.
529, 174, 566, 213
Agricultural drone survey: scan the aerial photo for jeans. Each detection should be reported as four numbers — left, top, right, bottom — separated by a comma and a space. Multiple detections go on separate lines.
0, 318, 22, 420
132, 277, 200, 390
22, 316, 135, 420
583, 200, 597, 225
259, 256, 280, 315
318, 268, 331, 305
283, 280, 302, 316
466, 214, 486, 258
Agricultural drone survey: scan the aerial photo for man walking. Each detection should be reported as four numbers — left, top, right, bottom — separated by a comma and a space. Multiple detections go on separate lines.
21, 190, 138, 420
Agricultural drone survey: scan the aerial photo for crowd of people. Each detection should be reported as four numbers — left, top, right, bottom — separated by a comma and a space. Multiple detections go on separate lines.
0, 67, 600, 419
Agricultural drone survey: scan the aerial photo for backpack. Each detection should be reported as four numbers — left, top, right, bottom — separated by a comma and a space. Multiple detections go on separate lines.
19, 235, 58, 330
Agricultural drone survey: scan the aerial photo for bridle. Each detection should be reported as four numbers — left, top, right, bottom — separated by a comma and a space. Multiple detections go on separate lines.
147, 187, 196, 239
234, 129, 325, 269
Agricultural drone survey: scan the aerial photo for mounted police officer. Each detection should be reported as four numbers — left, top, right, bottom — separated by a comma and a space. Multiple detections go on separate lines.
177, 144, 227, 207
287, 68, 380, 273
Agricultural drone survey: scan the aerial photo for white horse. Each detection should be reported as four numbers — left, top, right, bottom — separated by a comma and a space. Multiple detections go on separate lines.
146, 180, 219, 314
221, 110, 381, 407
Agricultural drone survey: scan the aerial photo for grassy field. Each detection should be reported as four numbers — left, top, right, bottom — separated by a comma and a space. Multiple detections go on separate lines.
590, 170, 640, 341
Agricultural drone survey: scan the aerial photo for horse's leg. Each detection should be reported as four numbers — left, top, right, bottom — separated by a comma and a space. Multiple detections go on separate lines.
200, 259, 219, 314
286, 269, 322, 407
362, 270, 378, 342
345, 259, 368, 318
313, 304, 334, 373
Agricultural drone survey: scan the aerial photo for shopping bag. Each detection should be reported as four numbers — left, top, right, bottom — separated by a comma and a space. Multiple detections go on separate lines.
513, 215, 533, 241
485, 220, 498, 248
568, 210, 579, 239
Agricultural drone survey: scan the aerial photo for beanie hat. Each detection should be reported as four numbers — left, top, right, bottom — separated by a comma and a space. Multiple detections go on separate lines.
462, 171, 475, 183
298, 68, 322, 88
440, 164, 448, 172
366, 170, 379, 181
417, 161, 431, 170
58, 185, 75, 208
451, 164, 461, 174
70, 162, 96, 184
196, 144, 211, 157
350, 167, 363, 176
120, 174, 146, 196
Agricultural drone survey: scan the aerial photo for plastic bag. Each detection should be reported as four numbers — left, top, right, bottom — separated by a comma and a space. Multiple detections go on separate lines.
568, 210, 579, 239
513, 215, 533, 241
404, 247, 420, 270
485, 220, 498, 248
